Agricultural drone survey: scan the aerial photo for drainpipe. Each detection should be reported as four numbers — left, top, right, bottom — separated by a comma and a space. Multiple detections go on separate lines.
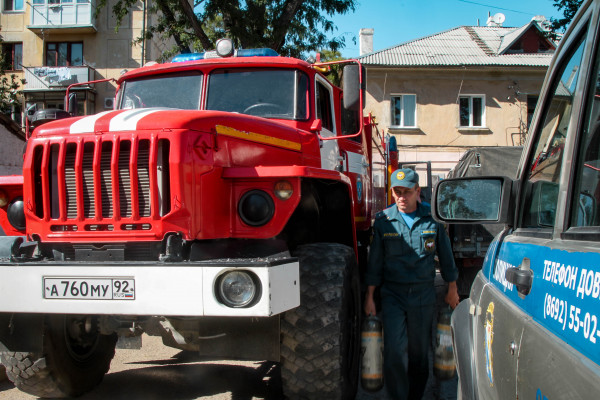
141, 0, 147, 65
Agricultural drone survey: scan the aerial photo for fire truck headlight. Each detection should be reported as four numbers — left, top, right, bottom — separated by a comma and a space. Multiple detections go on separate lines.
216, 270, 260, 308
7, 196, 25, 230
238, 190, 274, 226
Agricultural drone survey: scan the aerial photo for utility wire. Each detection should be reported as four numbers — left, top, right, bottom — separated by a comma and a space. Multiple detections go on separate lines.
457, 0, 539, 16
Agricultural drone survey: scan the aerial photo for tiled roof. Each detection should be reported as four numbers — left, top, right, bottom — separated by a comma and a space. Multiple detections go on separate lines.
359, 25, 554, 67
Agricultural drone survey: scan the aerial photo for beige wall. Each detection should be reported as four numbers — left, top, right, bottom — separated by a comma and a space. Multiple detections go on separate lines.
365, 66, 547, 175
1, 1, 173, 115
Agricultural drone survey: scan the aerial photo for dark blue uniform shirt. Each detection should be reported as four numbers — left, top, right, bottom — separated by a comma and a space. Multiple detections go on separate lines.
365, 202, 458, 286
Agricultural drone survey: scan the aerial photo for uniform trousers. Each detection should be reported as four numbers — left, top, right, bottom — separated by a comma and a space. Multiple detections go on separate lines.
381, 282, 436, 400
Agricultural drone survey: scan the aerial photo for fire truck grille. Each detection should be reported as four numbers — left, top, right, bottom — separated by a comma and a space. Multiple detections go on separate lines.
32, 138, 171, 227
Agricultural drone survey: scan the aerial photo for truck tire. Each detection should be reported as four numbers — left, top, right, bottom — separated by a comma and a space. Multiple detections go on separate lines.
281, 243, 360, 399
0, 315, 117, 398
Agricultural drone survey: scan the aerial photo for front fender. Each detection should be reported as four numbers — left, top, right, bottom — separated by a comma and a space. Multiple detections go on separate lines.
452, 298, 479, 400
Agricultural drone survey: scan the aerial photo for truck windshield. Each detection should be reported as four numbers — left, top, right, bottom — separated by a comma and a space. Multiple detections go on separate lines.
206, 69, 309, 120
119, 72, 203, 110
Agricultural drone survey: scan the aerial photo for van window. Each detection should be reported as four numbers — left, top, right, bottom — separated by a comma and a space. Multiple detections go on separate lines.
520, 36, 587, 228
571, 38, 600, 228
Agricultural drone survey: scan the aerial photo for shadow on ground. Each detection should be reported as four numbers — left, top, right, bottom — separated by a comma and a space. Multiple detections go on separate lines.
0, 352, 282, 400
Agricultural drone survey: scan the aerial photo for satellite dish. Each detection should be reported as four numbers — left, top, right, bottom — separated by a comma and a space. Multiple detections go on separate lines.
493, 13, 506, 25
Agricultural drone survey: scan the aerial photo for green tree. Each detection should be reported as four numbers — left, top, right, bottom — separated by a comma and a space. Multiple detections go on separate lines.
314, 48, 344, 86
550, 0, 584, 34
0, 33, 25, 116
99, 0, 356, 61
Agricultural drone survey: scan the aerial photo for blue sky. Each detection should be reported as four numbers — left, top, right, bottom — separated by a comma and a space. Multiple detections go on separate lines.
331, 0, 563, 58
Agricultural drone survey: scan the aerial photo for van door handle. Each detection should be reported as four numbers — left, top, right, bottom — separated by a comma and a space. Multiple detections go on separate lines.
505, 258, 533, 297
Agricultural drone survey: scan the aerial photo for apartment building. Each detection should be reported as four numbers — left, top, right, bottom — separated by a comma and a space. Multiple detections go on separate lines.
359, 18, 556, 179
0, 0, 170, 124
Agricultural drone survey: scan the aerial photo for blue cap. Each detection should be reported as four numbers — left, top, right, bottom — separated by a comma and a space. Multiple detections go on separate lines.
390, 168, 419, 189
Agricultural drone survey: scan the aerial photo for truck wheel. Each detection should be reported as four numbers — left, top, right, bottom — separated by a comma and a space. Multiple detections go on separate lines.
281, 243, 360, 399
0, 315, 117, 398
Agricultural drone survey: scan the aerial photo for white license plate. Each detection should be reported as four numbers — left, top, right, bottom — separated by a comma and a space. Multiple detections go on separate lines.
44, 277, 135, 300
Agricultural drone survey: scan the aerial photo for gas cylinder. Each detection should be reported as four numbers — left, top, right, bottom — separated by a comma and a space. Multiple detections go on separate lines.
434, 305, 456, 380
361, 315, 384, 391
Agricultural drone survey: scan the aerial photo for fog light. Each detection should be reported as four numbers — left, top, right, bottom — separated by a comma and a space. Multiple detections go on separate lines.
217, 270, 259, 308
274, 180, 293, 200
7, 196, 25, 230
238, 190, 274, 226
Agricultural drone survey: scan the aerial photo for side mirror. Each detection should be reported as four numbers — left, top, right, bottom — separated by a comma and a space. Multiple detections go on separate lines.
432, 177, 513, 224
26, 104, 37, 122
67, 93, 78, 116
343, 64, 365, 112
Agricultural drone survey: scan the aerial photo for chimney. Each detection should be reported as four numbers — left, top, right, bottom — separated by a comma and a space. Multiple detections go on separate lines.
359, 28, 374, 56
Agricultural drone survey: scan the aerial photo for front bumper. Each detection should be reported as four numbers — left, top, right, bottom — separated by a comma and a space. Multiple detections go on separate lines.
0, 259, 299, 317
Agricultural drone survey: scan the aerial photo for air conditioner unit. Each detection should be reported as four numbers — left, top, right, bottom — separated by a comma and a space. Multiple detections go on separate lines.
104, 98, 114, 109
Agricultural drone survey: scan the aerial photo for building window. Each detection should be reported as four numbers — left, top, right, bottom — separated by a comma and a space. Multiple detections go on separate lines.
46, 42, 83, 67
2, 43, 23, 71
391, 94, 416, 128
459, 95, 485, 127
3, 0, 24, 11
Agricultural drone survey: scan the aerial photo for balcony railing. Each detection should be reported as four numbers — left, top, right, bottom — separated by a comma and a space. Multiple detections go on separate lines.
29, 0, 96, 32
22, 65, 95, 91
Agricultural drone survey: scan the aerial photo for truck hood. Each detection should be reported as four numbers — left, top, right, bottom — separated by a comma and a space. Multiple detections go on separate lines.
32, 108, 306, 149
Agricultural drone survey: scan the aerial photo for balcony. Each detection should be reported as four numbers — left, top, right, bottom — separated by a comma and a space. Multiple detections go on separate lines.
28, 0, 96, 33
22, 65, 95, 91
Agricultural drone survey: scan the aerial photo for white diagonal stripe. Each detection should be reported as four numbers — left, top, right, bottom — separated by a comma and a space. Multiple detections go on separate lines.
108, 108, 175, 132
69, 111, 112, 134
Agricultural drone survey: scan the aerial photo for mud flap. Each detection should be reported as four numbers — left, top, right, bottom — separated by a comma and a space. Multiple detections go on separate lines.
0, 313, 44, 352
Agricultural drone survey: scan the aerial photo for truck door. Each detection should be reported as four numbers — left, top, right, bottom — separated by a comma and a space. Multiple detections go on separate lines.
339, 133, 370, 231
316, 76, 340, 171
486, 3, 600, 398
513, 4, 600, 397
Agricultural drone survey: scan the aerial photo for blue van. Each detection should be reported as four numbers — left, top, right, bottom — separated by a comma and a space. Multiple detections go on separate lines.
433, 0, 600, 398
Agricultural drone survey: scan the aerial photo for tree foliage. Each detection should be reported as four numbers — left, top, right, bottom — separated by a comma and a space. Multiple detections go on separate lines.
98, 0, 357, 61
316, 48, 343, 86
550, 0, 584, 34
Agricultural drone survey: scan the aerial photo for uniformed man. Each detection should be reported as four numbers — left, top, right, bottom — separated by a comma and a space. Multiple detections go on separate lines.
364, 168, 459, 400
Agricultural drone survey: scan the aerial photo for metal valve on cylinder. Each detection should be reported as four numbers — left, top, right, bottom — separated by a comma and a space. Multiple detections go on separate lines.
361, 315, 384, 391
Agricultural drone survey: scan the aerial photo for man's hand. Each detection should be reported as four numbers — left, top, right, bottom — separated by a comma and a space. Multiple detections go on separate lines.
364, 285, 377, 316
445, 281, 460, 309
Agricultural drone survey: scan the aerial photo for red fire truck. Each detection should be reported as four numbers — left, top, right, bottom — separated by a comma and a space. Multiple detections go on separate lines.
0, 39, 393, 398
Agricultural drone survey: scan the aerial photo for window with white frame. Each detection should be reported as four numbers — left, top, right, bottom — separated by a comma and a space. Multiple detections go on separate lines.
459, 95, 485, 127
391, 94, 416, 128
